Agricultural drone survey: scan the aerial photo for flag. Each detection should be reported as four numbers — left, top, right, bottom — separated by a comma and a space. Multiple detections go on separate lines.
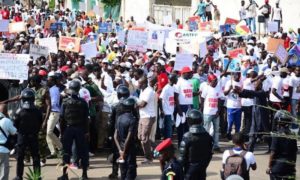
236, 25, 250, 35
288, 43, 300, 65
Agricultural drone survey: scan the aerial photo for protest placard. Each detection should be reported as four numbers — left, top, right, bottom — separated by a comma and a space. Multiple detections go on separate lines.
174, 53, 194, 71
223, 58, 242, 72
179, 39, 200, 55
79, 2, 86, 12
50, 22, 63, 31
44, 20, 54, 29
165, 38, 177, 54
127, 30, 148, 52
29, 44, 49, 60
59, 36, 81, 53
268, 21, 279, 33
199, 41, 208, 58
219, 24, 231, 33
9, 22, 26, 33
0, 20, 9, 32
147, 30, 165, 51
81, 42, 98, 59
225, 17, 240, 25
189, 16, 200, 31
27, 18, 35, 26
228, 48, 245, 58
98, 22, 113, 33
163, 14, 173, 26
267, 38, 284, 53
0, 53, 30, 80
117, 31, 126, 46
274, 44, 288, 64
39, 37, 58, 53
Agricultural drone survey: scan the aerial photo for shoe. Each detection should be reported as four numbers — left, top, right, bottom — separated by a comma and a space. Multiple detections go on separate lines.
108, 173, 118, 179
68, 163, 78, 170
141, 158, 153, 165
226, 133, 232, 141
46, 154, 57, 159
40, 161, 46, 167
57, 174, 69, 180
89, 152, 94, 157
80, 175, 89, 180
213, 148, 223, 153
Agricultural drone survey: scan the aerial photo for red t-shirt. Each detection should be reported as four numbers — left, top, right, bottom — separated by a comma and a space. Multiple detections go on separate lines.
157, 72, 168, 94
284, 37, 291, 49
1, 10, 9, 19
14, 16, 23, 22
83, 26, 92, 36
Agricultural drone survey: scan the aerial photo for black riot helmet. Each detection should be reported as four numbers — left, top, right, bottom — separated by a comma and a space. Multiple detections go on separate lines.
21, 88, 35, 109
186, 109, 203, 126
121, 97, 136, 109
274, 110, 293, 127
68, 80, 81, 95
117, 85, 130, 100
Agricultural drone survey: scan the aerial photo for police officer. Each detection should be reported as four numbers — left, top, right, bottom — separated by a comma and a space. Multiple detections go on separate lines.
179, 109, 213, 180
13, 88, 43, 180
58, 80, 90, 180
108, 85, 130, 179
114, 97, 138, 180
154, 138, 184, 180
267, 110, 298, 180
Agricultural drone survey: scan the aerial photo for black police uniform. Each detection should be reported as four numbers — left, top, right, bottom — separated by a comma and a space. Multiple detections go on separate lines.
60, 94, 90, 173
179, 124, 213, 180
14, 90, 43, 180
115, 109, 137, 180
161, 158, 184, 180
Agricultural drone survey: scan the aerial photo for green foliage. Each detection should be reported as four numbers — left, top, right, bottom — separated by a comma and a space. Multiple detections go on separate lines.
24, 167, 42, 180
101, 0, 121, 7
49, 0, 55, 10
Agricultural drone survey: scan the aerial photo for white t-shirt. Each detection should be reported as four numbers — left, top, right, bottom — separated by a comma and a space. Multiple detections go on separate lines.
273, 7, 282, 21
269, 76, 284, 102
247, 3, 257, 18
139, 86, 156, 118
241, 78, 254, 106
240, 6, 247, 20
282, 76, 290, 97
201, 84, 221, 115
159, 84, 176, 115
222, 149, 256, 170
175, 78, 193, 105
289, 75, 300, 100
225, 80, 242, 108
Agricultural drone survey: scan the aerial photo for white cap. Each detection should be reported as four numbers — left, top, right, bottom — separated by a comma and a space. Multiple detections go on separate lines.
119, 62, 126, 67
127, 56, 134, 61
125, 62, 132, 68
157, 59, 166, 66
248, 39, 254, 44
79, 52, 85, 56
102, 58, 109, 63
19, 37, 26, 41
113, 44, 119, 48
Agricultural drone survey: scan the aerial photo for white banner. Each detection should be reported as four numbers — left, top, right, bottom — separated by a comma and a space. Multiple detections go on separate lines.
147, 30, 165, 51
169, 30, 213, 44
174, 53, 194, 71
0, 53, 30, 80
127, 30, 148, 52
39, 37, 58, 54
81, 42, 98, 59
0, 20, 9, 32
29, 44, 49, 60
165, 38, 177, 54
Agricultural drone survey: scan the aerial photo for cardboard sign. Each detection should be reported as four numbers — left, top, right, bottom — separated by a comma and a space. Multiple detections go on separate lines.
267, 38, 284, 53
39, 37, 58, 54
189, 16, 200, 31
27, 18, 35, 26
147, 30, 165, 51
163, 14, 173, 25
223, 58, 242, 72
29, 44, 49, 60
228, 48, 245, 58
9, 22, 26, 33
268, 21, 279, 33
81, 42, 98, 59
98, 22, 113, 33
165, 38, 177, 54
0, 53, 30, 80
127, 30, 148, 52
225, 18, 240, 25
59, 36, 81, 53
174, 53, 194, 71
199, 41, 208, 58
0, 20, 9, 32
275, 44, 288, 64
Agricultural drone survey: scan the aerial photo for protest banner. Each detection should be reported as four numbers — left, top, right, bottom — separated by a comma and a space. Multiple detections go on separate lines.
29, 44, 49, 60
117, 31, 126, 46
189, 16, 200, 31
9, 22, 26, 33
228, 48, 245, 58
223, 58, 242, 72
147, 30, 165, 51
199, 21, 213, 31
127, 30, 148, 52
93, 5, 101, 15
39, 37, 58, 54
163, 14, 173, 26
267, 38, 284, 53
174, 53, 194, 71
0, 20, 9, 32
274, 44, 288, 64
268, 21, 279, 33
98, 22, 113, 33
81, 42, 98, 59
165, 38, 177, 54
179, 39, 200, 55
59, 36, 81, 53
199, 40, 208, 58
0, 53, 30, 80
169, 30, 200, 44
225, 17, 240, 25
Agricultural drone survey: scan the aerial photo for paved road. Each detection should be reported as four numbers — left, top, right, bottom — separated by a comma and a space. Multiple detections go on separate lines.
8, 142, 300, 180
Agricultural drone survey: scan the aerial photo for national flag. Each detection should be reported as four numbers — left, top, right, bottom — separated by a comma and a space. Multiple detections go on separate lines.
288, 43, 300, 65
236, 25, 250, 35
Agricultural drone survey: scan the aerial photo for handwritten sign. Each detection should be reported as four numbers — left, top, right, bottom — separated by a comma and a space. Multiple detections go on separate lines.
223, 58, 242, 72
81, 42, 98, 59
29, 44, 49, 60
228, 48, 245, 58
275, 44, 288, 64
59, 36, 81, 53
267, 38, 284, 53
39, 37, 58, 54
127, 30, 148, 52
0, 53, 30, 80
147, 30, 165, 51
179, 39, 200, 55
268, 21, 279, 33
9, 22, 26, 33
0, 20, 9, 32
174, 53, 194, 71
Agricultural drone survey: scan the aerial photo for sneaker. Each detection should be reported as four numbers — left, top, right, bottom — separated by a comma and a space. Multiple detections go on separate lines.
68, 163, 78, 170
57, 174, 69, 180
226, 133, 232, 141
40, 161, 46, 167
89, 152, 95, 157
46, 154, 57, 159
141, 158, 153, 165
108, 173, 118, 179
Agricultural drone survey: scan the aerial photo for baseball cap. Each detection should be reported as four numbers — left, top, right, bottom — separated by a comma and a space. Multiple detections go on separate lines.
181, 66, 192, 74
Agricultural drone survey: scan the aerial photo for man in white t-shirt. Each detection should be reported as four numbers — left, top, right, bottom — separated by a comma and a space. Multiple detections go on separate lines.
159, 74, 178, 139
137, 76, 157, 164
289, 67, 300, 130
201, 73, 222, 152
270, 68, 288, 110
246, 0, 259, 34
224, 72, 242, 140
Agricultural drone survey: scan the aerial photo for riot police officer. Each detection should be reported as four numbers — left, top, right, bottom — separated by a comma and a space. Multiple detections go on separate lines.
178, 109, 213, 180
13, 88, 43, 180
108, 85, 130, 179
267, 110, 298, 180
114, 97, 138, 180
58, 80, 90, 180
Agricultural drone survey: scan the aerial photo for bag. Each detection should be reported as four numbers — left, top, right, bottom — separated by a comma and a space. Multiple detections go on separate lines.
223, 150, 248, 179
0, 122, 17, 150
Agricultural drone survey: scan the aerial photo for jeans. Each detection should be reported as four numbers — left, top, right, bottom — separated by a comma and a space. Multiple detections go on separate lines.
0, 153, 9, 180
46, 112, 62, 155
203, 114, 220, 149
274, 20, 281, 32
247, 17, 256, 33
242, 106, 253, 136
227, 108, 242, 134
198, 14, 206, 22
290, 99, 299, 129
163, 115, 173, 139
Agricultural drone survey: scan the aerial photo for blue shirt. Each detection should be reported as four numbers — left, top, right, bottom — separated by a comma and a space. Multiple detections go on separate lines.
49, 85, 61, 112
197, 2, 207, 15
297, 34, 300, 44
0, 113, 17, 153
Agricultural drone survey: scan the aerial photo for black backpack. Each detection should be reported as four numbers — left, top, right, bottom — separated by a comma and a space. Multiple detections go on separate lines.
0, 118, 17, 150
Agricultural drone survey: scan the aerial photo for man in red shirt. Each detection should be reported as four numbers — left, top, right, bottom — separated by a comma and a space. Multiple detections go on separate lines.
14, 12, 23, 22
155, 59, 168, 95
1, 7, 10, 20
83, 23, 92, 36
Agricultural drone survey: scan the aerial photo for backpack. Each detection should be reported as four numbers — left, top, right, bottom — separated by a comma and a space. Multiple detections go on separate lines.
223, 150, 248, 179
0, 118, 17, 150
